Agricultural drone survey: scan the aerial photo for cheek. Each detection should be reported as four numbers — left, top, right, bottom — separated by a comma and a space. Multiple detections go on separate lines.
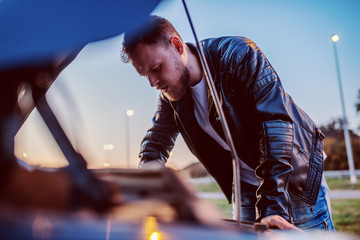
161, 63, 177, 80
160, 55, 183, 81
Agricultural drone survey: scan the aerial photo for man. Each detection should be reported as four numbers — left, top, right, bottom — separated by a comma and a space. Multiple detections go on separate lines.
122, 15, 334, 231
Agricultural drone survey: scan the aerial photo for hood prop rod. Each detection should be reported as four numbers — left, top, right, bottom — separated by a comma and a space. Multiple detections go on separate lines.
182, 0, 242, 226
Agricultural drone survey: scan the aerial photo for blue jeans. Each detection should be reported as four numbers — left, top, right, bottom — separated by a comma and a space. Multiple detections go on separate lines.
234, 176, 335, 231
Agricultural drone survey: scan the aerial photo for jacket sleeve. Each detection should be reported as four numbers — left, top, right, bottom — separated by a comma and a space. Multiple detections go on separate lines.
138, 94, 180, 167
229, 38, 294, 223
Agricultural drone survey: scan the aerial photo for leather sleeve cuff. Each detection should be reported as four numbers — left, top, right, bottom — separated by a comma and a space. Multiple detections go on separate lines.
255, 120, 294, 224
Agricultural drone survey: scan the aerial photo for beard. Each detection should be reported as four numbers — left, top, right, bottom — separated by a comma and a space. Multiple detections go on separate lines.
163, 65, 190, 101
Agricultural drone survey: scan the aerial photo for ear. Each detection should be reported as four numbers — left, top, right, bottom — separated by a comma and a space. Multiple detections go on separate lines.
170, 36, 184, 55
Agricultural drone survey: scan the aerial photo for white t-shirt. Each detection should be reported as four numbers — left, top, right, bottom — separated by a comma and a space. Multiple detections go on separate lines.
190, 76, 260, 186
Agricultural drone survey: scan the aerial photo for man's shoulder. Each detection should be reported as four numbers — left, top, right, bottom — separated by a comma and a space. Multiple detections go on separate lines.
201, 36, 253, 50
187, 36, 253, 50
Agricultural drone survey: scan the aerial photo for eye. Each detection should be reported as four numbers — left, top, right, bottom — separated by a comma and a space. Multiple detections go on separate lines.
153, 65, 161, 73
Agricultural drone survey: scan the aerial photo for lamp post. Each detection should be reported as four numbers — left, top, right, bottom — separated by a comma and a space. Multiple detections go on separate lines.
331, 34, 357, 184
125, 109, 134, 168
103, 144, 114, 167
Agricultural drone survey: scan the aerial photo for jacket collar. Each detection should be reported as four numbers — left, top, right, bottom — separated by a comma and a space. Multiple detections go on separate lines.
186, 41, 221, 117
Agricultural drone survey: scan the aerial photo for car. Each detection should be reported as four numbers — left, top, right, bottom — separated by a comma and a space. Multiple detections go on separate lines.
0, 1, 358, 239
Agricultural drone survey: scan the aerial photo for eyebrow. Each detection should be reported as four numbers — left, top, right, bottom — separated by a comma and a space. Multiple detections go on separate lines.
139, 63, 159, 77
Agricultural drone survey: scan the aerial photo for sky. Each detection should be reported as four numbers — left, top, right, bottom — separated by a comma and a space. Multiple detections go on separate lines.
15, 0, 360, 170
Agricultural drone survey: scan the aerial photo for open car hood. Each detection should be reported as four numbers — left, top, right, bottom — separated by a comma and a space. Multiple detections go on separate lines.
0, 0, 160, 131
0, 0, 159, 70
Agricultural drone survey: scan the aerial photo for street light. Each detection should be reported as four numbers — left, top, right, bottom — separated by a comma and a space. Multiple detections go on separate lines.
103, 144, 114, 167
126, 109, 134, 117
331, 34, 357, 184
125, 109, 134, 168
331, 34, 339, 42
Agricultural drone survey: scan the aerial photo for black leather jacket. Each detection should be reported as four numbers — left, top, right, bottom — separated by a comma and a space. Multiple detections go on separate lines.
139, 36, 325, 223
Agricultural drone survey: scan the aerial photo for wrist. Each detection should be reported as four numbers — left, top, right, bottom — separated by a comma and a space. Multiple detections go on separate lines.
139, 159, 165, 169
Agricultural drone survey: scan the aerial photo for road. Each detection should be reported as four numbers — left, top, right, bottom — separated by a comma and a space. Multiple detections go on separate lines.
196, 190, 360, 200
188, 177, 360, 200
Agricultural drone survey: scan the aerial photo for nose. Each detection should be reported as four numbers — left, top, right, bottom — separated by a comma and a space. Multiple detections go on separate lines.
147, 75, 159, 88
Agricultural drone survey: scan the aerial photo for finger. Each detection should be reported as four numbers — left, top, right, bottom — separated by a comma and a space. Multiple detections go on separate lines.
273, 220, 302, 231
261, 215, 303, 232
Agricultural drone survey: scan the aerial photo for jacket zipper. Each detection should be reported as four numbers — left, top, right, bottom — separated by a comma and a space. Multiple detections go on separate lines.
293, 143, 309, 159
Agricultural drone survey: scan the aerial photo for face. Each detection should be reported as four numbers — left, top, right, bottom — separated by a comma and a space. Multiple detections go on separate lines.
130, 41, 190, 101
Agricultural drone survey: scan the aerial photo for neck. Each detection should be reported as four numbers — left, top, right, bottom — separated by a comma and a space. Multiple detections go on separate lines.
186, 45, 203, 86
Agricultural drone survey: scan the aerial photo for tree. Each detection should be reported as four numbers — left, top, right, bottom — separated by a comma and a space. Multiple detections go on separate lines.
357, 89, 360, 132
357, 89, 360, 113
320, 118, 360, 170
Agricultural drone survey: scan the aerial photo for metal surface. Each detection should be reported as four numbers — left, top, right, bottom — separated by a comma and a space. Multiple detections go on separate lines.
0, 0, 160, 69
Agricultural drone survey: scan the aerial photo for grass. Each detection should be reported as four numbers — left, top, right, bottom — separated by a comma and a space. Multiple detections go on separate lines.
330, 199, 360, 236
190, 177, 360, 236
194, 182, 222, 192
194, 177, 360, 191
326, 177, 360, 190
